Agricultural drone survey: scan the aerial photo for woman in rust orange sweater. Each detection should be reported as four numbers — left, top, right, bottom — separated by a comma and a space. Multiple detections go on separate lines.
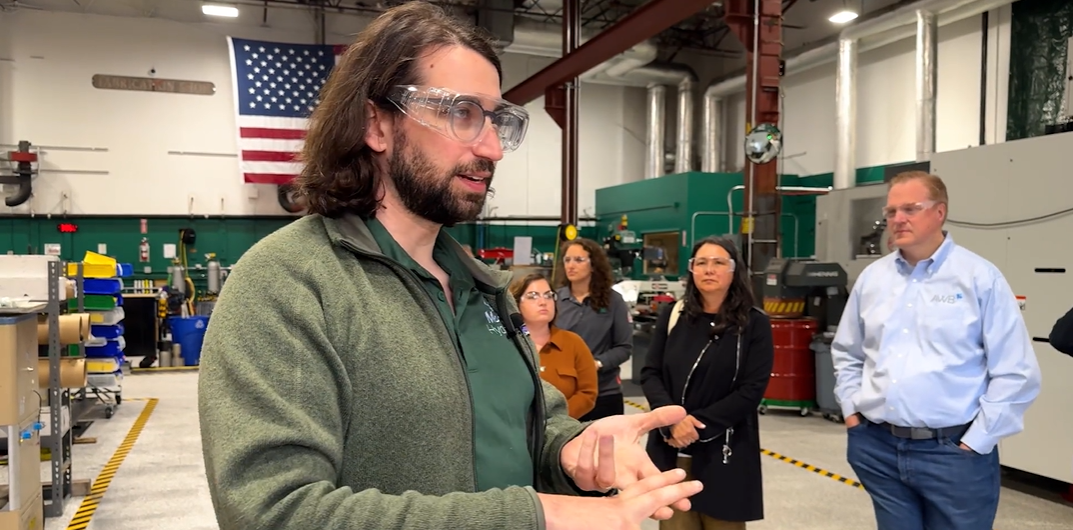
510, 272, 598, 419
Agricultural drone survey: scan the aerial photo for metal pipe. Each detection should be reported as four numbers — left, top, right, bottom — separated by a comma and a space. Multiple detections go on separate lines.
701, 86, 722, 173
725, 184, 831, 233
979, 11, 989, 146
561, 0, 581, 227
835, 38, 858, 190
646, 84, 667, 179
916, 10, 938, 162
702, 0, 1019, 174
675, 76, 695, 174
746, 0, 761, 273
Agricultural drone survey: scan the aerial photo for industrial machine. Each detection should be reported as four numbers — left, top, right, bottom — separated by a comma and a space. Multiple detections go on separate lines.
613, 279, 686, 382
814, 133, 1073, 487
757, 258, 850, 418
760, 258, 849, 331
138, 228, 224, 369
814, 183, 894, 287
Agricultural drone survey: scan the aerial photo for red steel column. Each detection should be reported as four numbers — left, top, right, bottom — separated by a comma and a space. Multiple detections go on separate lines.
724, 0, 784, 280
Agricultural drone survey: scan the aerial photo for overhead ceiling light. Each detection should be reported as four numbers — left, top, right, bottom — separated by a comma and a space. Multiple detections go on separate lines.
202, 4, 239, 17
829, 10, 859, 24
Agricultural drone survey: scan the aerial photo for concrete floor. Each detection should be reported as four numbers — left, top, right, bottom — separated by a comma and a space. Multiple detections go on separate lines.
26, 371, 1073, 530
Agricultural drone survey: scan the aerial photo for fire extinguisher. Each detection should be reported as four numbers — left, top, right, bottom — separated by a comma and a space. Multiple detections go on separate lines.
139, 237, 150, 262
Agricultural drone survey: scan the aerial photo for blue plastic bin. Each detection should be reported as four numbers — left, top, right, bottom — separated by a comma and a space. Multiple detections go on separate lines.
168, 316, 209, 366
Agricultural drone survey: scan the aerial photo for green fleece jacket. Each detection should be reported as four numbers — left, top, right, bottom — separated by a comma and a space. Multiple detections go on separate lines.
197, 213, 589, 530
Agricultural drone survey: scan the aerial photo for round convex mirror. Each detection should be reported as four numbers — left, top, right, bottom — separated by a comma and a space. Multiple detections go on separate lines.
743, 123, 783, 164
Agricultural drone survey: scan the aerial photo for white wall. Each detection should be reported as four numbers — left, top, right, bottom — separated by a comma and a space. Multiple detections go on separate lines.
0, 5, 648, 217
496, 53, 648, 219
722, 6, 1013, 177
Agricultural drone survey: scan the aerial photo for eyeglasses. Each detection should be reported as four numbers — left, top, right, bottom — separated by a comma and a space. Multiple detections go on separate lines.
883, 200, 937, 220
522, 291, 557, 301
689, 257, 735, 272
563, 256, 590, 264
386, 85, 530, 152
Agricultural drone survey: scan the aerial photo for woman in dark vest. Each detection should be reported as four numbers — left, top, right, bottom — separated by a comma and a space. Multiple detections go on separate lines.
554, 237, 633, 421
640, 236, 774, 529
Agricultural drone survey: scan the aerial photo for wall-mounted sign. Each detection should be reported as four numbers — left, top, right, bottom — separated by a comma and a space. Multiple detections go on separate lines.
92, 74, 216, 96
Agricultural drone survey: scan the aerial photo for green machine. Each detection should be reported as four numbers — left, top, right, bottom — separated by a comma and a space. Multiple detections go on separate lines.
594, 171, 828, 282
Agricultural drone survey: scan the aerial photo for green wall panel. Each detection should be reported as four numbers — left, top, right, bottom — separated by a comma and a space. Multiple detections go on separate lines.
0, 216, 295, 287
1007, 0, 1073, 141
591, 166, 898, 280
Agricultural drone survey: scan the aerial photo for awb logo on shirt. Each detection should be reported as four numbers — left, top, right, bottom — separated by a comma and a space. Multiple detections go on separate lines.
931, 293, 963, 304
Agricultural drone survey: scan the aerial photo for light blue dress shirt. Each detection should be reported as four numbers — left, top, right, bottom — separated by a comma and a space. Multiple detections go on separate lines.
831, 233, 1041, 454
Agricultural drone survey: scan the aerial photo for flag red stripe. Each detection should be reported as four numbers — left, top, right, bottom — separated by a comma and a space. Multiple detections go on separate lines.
239, 127, 306, 140
244, 173, 297, 185
242, 150, 299, 162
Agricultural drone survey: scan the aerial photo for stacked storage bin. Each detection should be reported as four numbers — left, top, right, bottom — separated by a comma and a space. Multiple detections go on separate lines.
68, 253, 132, 417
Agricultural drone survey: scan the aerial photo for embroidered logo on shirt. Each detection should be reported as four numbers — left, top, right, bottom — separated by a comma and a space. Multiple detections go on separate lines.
931, 292, 963, 304
483, 300, 508, 337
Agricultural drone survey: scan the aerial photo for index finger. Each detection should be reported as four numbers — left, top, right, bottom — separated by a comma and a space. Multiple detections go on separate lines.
639, 480, 703, 519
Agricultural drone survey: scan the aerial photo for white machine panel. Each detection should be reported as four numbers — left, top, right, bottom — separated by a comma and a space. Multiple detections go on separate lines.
931, 133, 1073, 485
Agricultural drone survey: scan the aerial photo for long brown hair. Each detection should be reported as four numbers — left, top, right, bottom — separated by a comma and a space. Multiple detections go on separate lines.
554, 238, 614, 312
510, 273, 557, 327
294, 2, 502, 219
683, 236, 755, 333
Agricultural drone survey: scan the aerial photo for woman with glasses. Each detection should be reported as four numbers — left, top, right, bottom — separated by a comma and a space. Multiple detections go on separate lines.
510, 273, 598, 419
554, 238, 634, 422
640, 236, 774, 530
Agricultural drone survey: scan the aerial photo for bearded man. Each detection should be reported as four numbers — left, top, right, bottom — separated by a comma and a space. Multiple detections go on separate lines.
197, 3, 700, 530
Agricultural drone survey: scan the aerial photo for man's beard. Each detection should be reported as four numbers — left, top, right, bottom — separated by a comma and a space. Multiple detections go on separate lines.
388, 131, 495, 227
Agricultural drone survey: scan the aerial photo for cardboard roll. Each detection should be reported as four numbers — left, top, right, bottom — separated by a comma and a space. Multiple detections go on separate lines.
37, 357, 87, 389
36, 313, 90, 345
763, 298, 806, 317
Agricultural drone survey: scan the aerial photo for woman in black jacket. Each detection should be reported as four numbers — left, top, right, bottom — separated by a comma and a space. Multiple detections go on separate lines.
640, 236, 774, 530
1051, 306, 1073, 355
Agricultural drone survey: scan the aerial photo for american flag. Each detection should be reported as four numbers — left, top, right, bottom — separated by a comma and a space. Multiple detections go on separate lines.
227, 37, 346, 185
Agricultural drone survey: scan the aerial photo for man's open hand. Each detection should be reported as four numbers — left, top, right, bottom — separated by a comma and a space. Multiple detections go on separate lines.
561, 405, 691, 519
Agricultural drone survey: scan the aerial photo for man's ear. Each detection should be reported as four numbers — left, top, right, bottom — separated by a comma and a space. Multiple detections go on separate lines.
364, 100, 390, 153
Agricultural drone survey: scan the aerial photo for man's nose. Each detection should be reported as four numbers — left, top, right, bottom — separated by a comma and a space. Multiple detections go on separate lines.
472, 124, 505, 162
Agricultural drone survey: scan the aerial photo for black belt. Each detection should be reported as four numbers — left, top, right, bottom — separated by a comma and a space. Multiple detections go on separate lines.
867, 419, 972, 440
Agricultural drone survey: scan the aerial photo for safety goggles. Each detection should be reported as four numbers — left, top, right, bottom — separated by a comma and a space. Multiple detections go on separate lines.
522, 290, 557, 301
882, 200, 937, 220
688, 257, 735, 272
386, 85, 529, 152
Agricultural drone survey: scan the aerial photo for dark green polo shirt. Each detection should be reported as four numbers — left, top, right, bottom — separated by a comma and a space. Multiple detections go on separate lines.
366, 218, 535, 491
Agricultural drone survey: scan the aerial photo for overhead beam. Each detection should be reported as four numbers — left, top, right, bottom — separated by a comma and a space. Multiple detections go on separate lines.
503, 0, 716, 106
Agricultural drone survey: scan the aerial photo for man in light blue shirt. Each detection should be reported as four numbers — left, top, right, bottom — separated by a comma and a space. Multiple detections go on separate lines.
831, 171, 1041, 530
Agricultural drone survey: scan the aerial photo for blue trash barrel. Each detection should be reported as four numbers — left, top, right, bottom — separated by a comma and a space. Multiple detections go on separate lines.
168, 316, 210, 366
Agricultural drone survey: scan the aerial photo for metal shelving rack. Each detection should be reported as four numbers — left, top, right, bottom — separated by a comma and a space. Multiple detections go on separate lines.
40, 260, 85, 518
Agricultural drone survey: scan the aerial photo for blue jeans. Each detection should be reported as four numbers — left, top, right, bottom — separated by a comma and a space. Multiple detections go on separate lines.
846, 421, 1000, 530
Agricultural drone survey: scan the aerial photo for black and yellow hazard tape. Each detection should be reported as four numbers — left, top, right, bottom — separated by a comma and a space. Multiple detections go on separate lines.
623, 399, 864, 490
760, 448, 864, 489
65, 398, 159, 530
762, 300, 806, 315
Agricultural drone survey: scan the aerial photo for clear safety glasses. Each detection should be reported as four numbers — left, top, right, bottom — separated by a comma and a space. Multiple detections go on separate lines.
688, 257, 735, 273
386, 85, 530, 152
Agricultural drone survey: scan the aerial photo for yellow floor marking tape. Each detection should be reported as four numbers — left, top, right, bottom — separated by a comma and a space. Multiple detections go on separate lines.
623, 399, 864, 490
65, 398, 159, 530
